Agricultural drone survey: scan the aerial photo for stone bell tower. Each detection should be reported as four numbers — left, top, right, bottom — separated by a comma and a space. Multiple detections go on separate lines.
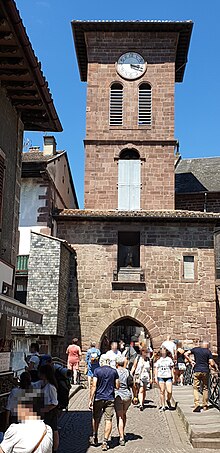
72, 20, 193, 211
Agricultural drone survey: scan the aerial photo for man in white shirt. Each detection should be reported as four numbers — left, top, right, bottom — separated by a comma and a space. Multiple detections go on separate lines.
0, 390, 52, 453
161, 336, 177, 359
106, 342, 121, 369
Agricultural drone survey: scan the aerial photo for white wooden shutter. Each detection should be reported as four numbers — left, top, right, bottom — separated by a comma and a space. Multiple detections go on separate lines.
118, 160, 141, 210
129, 160, 141, 210
118, 160, 130, 210
183, 256, 194, 279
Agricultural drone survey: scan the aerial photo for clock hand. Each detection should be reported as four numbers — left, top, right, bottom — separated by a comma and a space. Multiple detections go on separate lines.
130, 64, 143, 72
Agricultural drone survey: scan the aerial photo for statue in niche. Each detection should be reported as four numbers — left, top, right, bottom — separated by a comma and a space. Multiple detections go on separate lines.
124, 246, 134, 267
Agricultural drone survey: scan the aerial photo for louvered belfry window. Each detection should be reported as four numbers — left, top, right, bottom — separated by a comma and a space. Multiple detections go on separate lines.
0, 153, 5, 226
138, 83, 152, 125
110, 83, 123, 126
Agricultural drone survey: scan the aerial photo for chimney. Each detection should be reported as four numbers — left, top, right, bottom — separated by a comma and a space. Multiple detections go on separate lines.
43, 136, 57, 156
28, 146, 40, 153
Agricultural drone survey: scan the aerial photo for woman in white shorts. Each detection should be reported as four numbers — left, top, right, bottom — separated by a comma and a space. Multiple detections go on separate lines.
131, 347, 151, 411
154, 347, 174, 412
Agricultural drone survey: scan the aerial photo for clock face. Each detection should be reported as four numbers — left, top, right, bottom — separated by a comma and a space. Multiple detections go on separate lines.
116, 52, 147, 80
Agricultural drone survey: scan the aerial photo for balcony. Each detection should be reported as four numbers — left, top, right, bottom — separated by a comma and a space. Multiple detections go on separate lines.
112, 267, 146, 290
16, 255, 29, 275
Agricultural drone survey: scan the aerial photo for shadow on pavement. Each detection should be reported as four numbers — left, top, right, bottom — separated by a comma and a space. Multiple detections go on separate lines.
58, 410, 92, 453
108, 433, 143, 449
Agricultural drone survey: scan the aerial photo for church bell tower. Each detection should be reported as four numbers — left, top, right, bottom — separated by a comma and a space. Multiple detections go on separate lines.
72, 20, 193, 210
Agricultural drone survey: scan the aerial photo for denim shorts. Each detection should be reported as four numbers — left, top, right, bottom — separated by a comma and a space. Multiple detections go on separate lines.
158, 377, 172, 383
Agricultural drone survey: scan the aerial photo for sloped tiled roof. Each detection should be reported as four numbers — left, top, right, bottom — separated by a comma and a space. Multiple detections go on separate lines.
175, 157, 220, 193
22, 150, 64, 163
56, 209, 220, 222
0, 0, 62, 132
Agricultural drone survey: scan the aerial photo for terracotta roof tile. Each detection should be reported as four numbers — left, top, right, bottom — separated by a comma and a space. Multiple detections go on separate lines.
57, 209, 220, 221
22, 151, 64, 162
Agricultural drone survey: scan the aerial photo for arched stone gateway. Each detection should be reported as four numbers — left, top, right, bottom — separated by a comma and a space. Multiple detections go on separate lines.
90, 306, 163, 350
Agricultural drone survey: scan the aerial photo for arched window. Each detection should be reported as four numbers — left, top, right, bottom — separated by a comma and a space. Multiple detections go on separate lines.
118, 149, 141, 210
138, 83, 152, 125
109, 83, 123, 126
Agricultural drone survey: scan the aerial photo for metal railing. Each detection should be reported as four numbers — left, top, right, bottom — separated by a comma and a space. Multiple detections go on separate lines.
209, 372, 220, 410
183, 365, 220, 410
12, 317, 25, 329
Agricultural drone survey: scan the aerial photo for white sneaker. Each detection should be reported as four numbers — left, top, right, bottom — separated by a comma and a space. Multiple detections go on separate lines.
159, 406, 166, 412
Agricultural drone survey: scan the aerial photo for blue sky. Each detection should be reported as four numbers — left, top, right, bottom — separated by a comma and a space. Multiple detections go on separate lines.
16, 0, 220, 207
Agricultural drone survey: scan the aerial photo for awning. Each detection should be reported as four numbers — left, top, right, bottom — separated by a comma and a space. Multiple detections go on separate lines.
0, 294, 43, 324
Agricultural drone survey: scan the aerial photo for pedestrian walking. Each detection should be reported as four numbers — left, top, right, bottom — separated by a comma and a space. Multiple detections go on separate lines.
89, 354, 119, 451
0, 389, 53, 453
5, 372, 32, 427
66, 338, 82, 385
131, 345, 151, 410
161, 336, 177, 359
154, 347, 174, 412
34, 364, 59, 452
25, 342, 41, 382
174, 341, 186, 386
106, 342, 121, 369
86, 341, 101, 397
115, 356, 132, 446
184, 340, 218, 412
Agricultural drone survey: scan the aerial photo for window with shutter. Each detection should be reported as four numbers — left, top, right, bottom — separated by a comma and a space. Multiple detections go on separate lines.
118, 149, 141, 210
138, 83, 152, 125
183, 256, 194, 280
110, 83, 123, 126
0, 152, 5, 227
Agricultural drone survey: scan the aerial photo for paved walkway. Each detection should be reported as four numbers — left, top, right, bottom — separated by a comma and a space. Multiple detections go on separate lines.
58, 388, 217, 453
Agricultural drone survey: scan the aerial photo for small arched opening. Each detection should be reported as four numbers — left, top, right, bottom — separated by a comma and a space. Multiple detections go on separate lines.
100, 316, 151, 353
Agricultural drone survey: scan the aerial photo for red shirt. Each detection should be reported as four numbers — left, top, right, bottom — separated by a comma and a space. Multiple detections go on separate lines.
67, 344, 81, 363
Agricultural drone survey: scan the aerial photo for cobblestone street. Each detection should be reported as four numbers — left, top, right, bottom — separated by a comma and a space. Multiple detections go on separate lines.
58, 388, 215, 453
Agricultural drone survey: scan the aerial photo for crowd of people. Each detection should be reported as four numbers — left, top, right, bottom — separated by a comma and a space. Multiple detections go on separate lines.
0, 342, 71, 453
0, 337, 218, 452
82, 336, 218, 450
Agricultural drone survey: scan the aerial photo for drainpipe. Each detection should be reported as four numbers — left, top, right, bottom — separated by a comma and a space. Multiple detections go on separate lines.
204, 192, 207, 212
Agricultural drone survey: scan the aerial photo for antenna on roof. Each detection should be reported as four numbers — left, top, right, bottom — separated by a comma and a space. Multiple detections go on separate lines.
23, 138, 32, 152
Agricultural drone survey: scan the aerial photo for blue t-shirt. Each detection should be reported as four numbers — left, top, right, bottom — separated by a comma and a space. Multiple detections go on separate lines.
86, 347, 101, 372
94, 366, 119, 401
191, 347, 213, 373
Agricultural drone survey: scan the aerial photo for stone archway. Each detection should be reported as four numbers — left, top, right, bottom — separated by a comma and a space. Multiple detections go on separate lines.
91, 305, 163, 349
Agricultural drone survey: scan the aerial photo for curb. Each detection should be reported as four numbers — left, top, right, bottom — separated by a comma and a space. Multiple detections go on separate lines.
69, 384, 83, 400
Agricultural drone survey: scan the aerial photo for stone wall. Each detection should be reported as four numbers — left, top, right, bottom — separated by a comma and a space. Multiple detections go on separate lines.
85, 31, 176, 141
176, 193, 220, 213
0, 86, 23, 269
84, 31, 177, 210
57, 218, 218, 353
25, 233, 72, 338
85, 143, 175, 210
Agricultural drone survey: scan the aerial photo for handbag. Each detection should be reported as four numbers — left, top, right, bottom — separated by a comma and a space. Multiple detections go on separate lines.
31, 427, 47, 453
127, 372, 134, 388
178, 363, 186, 371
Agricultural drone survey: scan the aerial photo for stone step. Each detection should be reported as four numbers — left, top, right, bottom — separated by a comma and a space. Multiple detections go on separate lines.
192, 437, 220, 449
190, 425, 220, 439
172, 387, 220, 449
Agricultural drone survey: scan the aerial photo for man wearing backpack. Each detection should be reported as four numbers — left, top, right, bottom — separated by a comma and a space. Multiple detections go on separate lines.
86, 341, 101, 397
